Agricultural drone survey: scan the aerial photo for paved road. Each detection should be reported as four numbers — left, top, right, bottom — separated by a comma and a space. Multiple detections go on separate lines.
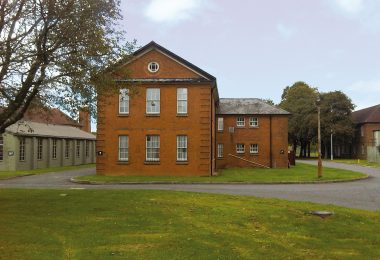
1, 161, 379, 211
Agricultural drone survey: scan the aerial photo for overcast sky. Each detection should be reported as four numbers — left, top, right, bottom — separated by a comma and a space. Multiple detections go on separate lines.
119, 0, 380, 110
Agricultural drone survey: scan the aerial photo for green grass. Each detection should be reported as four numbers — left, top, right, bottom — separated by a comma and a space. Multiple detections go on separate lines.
0, 189, 379, 259
331, 159, 380, 168
0, 164, 95, 180
75, 163, 366, 184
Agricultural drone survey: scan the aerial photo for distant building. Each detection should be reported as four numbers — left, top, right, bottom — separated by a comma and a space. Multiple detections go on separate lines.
96, 41, 290, 176
0, 107, 96, 171
351, 104, 380, 159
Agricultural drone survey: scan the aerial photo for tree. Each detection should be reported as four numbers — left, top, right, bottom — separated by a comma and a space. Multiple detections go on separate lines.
259, 98, 275, 106
0, 0, 135, 134
279, 82, 319, 157
319, 91, 355, 158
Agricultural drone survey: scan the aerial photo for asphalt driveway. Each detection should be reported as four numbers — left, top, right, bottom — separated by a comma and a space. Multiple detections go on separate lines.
0, 160, 379, 211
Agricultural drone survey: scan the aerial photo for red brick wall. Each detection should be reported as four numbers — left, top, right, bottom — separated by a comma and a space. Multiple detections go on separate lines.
215, 115, 288, 169
354, 123, 380, 159
96, 49, 214, 176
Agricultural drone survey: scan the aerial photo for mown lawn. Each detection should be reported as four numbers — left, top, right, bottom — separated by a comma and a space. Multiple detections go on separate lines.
332, 159, 380, 168
0, 164, 95, 180
0, 189, 379, 259
75, 163, 366, 184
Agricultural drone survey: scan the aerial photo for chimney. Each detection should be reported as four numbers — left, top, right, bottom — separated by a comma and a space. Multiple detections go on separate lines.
79, 107, 91, 133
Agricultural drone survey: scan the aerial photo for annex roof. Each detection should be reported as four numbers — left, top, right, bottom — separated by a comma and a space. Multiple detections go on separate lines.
217, 98, 290, 115
6, 121, 95, 140
352, 104, 380, 124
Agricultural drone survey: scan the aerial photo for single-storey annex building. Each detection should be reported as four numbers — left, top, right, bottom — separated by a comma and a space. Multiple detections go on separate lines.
0, 107, 96, 171
96, 41, 289, 176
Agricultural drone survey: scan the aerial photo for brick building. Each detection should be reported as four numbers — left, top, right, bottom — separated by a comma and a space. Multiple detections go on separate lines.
351, 104, 380, 159
96, 42, 289, 176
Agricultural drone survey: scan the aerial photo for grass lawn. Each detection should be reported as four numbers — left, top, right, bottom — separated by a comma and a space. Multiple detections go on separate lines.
0, 189, 379, 259
74, 163, 366, 184
0, 164, 95, 180
331, 159, 380, 168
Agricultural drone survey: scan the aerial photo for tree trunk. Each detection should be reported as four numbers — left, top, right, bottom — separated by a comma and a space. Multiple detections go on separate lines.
307, 142, 311, 158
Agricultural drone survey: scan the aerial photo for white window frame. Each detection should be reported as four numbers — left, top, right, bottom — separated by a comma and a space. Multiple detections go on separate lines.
19, 137, 25, 161
0, 136, 3, 161
118, 136, 129, 161
177, 135, 188, 161
250, 144, 259, 154
37, 138, 43, 160
236, 144, 245, 154
217, 117, 224, 131
146, 88, 160, 114
119, 89, 129, 114
65, 140, 70, 159
249, 117, 258, 127
76, 140, 80, 158
177, 88, 188, 114
217, 144, 224, 158
52, 139, 57, 159
146, 135, 160, 162
148, 62, 159, 73
236, 117, 245, 127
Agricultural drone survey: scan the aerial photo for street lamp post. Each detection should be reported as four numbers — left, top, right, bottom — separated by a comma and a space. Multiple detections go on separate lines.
330, 129, 333, 161
317, 97, 323, 178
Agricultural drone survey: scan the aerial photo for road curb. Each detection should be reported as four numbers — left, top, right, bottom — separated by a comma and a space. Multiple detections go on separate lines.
70, 175, 370, 185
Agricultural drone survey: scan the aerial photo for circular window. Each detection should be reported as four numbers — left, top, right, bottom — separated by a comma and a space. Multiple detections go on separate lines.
148, 62, 159, 73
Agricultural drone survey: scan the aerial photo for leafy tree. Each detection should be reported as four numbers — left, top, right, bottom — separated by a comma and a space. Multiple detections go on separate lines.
319, 91, 355, 158
259, 98, 275, 106
279, 82, 319, 157
0, 0, 135, 134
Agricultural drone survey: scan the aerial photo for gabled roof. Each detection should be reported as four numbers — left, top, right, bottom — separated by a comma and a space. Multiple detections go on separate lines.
23, 107, 79, 126
6, 121, 95, 140
352, 104, 380, 124
131, 41, 216, 81
217, 98, 290, 115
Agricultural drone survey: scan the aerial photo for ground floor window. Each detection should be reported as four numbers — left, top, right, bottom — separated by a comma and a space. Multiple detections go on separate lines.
217, 144, 224, 158
250, 144, 259, 154
0, 136, 3, 161
37, 138, 43, 160
85, 140, 89, 157
236, 143, 245, 154
177, 135, 188, 161
76, 140, 80, 158
119, 136, 129, 161
65, 140, 70, 158
52, 139, 57, 159
146, 135, 160, 162
19, 138, 25, 161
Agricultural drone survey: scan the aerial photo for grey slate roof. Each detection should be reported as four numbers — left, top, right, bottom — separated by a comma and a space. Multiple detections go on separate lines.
217, 98, 290, 115
352, 104, 380, 124
6, 121, 96, 140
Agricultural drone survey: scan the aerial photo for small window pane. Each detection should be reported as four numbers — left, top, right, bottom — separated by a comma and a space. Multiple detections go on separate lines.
217, 144, 224, 158
236, 144, 245, 153
249, 117, 258, 127
119, 136, 129, 161
237, 117, 245, 127
119, 89, 129, 114
146, 88, 160, 114
177, 88, 188, 114
37, 138, 43, 160
146, 135, 160, 161
177, 135, 188, 161
250, 144, 259, 154
217, 118, 224, 131
19, 138, 25, 161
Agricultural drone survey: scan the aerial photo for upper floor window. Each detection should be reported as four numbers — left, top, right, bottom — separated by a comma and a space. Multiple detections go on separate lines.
237, 117, 245, 127
217, 118, 224, 131
119, 136, 129, 161
249, 117, 258, 127
37, 138, 43, 160
177, 88, 188, 114
0, 136, 3, 161
236, 143, 245, 154
19, 138, 25, 161
148, 62, 159, 73
177, 135, 188, 161
250, 144, 259, 154
146, 135, 160, 162
119, 89, 129, 114
52, 139, 57, 159
217, 143, 224, 158
146, 88, 160, 114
